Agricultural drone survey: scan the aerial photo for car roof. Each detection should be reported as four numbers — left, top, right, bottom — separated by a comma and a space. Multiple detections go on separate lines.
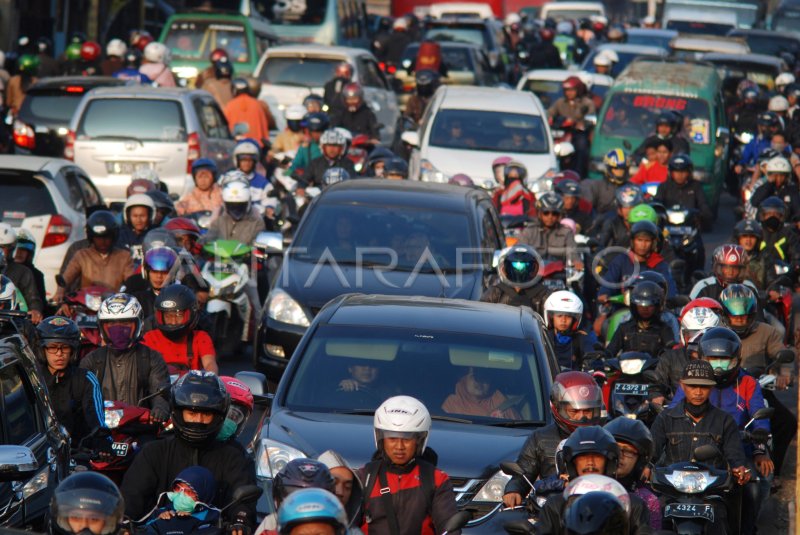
615, 60, 721, 95
728, 28, 800, 41
626, 28, 679, 38
700, 52, 786, 68
542, 1, 604, 10
326, 294, 531, 338
597, 43, 668, 55
0, 155, 71, 172
320, 179, 484, 211
266, 44, 374, 59
522, 69, 613, 86
439, 86, 542, 113
28, 76, 127, 91
670, 35, 749, 53
82, 85, 202, 98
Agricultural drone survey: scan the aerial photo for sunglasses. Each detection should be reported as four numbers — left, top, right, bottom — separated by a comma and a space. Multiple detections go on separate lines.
541, 211, 560, 216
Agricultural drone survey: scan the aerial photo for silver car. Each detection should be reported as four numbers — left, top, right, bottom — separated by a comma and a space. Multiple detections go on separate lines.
67, 86, 236, 203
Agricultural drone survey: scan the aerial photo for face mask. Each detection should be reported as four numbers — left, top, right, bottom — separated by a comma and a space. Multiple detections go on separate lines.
684, 399, 709, 417
167, 491, 198, 513
216, 417, 237, 442
105, 324, 134, 351
762, 216, 782, 232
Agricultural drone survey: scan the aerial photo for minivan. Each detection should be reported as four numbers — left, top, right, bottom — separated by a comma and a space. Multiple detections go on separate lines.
250, 0, 370, 47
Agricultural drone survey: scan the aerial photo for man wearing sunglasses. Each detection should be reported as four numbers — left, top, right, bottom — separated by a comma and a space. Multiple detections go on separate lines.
519, 191, 584, 272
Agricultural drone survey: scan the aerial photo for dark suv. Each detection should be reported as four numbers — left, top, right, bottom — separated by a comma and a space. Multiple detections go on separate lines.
422, 18, 507, 77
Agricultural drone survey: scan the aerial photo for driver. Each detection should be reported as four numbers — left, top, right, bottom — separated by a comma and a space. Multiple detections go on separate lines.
518, 192, 583, 270
441, 367, 521, 419
176, 158, 223, 216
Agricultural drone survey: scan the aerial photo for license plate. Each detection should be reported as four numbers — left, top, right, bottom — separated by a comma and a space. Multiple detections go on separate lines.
111, 442, 129, 457
614, 383, 649, 396
665, 503, 714, 521
106, 161, 148, 175
76, 315, 97, 328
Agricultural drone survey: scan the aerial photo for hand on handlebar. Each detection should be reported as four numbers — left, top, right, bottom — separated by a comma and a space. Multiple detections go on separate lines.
503, 492, 523, 508
755, 454, 774, 478
56, 302, 72, 317
732, 465, 752, 485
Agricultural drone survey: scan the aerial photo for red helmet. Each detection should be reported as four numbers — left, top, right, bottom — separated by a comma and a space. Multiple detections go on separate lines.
679, 297, 724, 322
540, 28, 555, 41
550, 371, 604, 433
562, 76, 586, 95
164, 217, 201, 239
342, 82, 364, 100
712, 244, 749, 287
210, 47, 229, 62
335, 62, 353, 79
220, 376, 254, 436
132, 32, 154, 52
80, 41, 101, 62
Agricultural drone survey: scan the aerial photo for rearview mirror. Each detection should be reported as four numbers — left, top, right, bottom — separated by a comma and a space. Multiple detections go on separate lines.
232, 484, 263, 503
776, 349, 795, 364
401, 131, 420, 147
0, 446, 38, 482
692, 444, 720, 463
235, 371, 268, 397
254, 231, 284, 254
752, 407, 775, 421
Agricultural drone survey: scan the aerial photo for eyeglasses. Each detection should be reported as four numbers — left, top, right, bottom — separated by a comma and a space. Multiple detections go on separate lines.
618, 447, 639, 459
45, 345, 72, 355
541, 211, 560, 217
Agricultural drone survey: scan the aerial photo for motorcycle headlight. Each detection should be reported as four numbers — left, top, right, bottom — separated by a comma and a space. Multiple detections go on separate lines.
256, 438, 306, 478
267, 288, 310, 327
692, 170, 711, 182
473, 471, 512, 502
85, 292, 103, 312
420, 159, 449, 183
775, 264, 790, 275
21, 466, 49, 499
667, 211, 687, 225
738, 132, 754, 144
620, 359, 646, 375
664, 470, 717, 494
643, 184, 659, 197
104, 409, 124, 429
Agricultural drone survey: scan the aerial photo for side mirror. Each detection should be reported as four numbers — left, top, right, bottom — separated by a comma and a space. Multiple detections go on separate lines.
752, 407, 775, 421
0, 446, 39, 482
584, 114, 597, 127
401, 130, 420, 147
234, 371, 268, 397
442, 511, 472, 533
776, 349, 795, 364
692, 444, 721, 463
254, 231, 284, 254
499, 461, 524, 476
716, 126, 730, 140
222, 484, 264, 512
233, 122, 250, 136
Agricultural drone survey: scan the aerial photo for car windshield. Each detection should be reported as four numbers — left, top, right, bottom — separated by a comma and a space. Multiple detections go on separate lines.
735, 34, 800, 57
19, 92, 85, 125
520, 79, 562, 109
600, 93, 712, 145
424, 26, 488, 47
665, 20, 734, 36
284, 324, 547, 424
626, 33, 674, 50
164, 20, 250, 63
709, 61, 778, 91
402, 46, 475, 72
290, 202, 477, 270
773, 13, 800, 32
77, 99, 186, 142
258, 57, 340, 86
430, 108, 549, 153
252, 0, 327, 25
0, 171, 56, 221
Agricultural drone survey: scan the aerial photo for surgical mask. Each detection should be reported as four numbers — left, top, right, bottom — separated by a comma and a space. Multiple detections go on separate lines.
216, 418, 237, 442
772, 142, 786, 153
167, 491, 198, 513
762, 216, 782, 232
105, 325, 133, 351
707, 358, 733, 371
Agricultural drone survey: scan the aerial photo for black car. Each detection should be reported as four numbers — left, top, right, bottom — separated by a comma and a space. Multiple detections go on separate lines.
0, 322, 70, 529
255, 294, 558, 526
422, 17, 507, 76
14, 76, 127, 157
254, 180, 506, 377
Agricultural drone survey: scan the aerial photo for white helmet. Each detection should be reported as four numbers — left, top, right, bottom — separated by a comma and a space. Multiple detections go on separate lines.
106, 38, 127, 58
144, 41, 168, 64
766, 156, 792, 174
222, 180, 251, 203
374, 395, 431, 454
679, 307, 720, 345
563, 475, 631, 516
597, 49, 619, 64
320, 129, 346, 147
285, 104, 306, 121
234, 139, 260, 160
593, 54, 612, 67
123, 193, 156, 225
0, 275, 19, 311
543, 290, 583, 329
219, 169, 250, 186
504, 12, 521, 26
98, 293, 143, 348
334, 127, 352, 149
0, 222, 16, 247
769, 95, 790, 113
776, 72, 795, 87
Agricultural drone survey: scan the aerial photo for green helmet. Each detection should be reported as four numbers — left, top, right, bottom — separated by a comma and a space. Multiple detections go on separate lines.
65, 43, 82, 61
628, 203, 658, 225
18, 54, 40, 75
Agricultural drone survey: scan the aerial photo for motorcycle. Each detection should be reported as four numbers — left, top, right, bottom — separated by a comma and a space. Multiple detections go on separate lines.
602, 351, 660, 425
663, 204, 703, 288
63, 285, 112, 359
347, 134, 377, 174
549, 116, 574, 146
466, 461, 539, 533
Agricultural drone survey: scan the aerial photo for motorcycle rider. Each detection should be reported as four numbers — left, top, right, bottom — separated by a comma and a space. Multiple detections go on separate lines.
113, 49, 151, 83
165, 218, 203, 256
323, 62, 353, 111
12, 228, 46, 309
330, 83, 380, 140
731, 86, 761, 135
503, 371, 603, 507
555, 178, 592, 233
289, 112, 329, 181
582, 149, 631, 215
124, 246, 178, 321
176, 158, 224, 216
204, 179, 266, 245
202, 58, 234, 109
298, 129, 357, 192
634, 111, 690, 160
605, 279, 675, 358
527, 28, 563, 70
6, 53, 38, 115
736, 112, 780, 173
271, 105, 306, 157
318, 450, 363, 531
359, 396, 459, 535
519, 192, 583, 270
595, 184, 643, 248
480, 245, 549, 315
543, 290, 595, 370
121, 371, 258, 531
733, 219, 769, 290
491, 161, 535, 216
224, 78, 271, 144
49, 472, 125, 535
117, 193, 156, 255
405, 70, 440, 125
195, 48, 229, 90
80, 293, 170, 423
233, 138, 271, 216
0, 223, 43, 322
751, 156, 800, 222
654, 153, 713, 233
382, 158, 408, 180
756, 196, 800, 274
276, 488, 347, 535
139, 42, 175, 86
218, 376, 254, 443
548, 76, 595, 177
148, 190, 175, 227
631, 138, 671, 185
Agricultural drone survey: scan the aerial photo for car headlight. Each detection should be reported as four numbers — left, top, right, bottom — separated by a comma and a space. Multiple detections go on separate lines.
667, 211, 687, 225
104, 409, 124, 429
665, 470, 717, 494
420, 159, 449, 183
267, 288, 310, 327
473, 471, 511, 502
257, 438, 306, 478
21, 466, 49, 499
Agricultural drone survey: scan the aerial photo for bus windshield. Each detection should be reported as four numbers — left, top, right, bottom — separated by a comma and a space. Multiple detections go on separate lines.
252, 0, 328, 25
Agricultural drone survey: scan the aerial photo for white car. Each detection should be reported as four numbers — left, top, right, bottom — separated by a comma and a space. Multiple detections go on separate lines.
539, 1, 606, 22
405, 86, 557, 189
516, 69, 614, 110
0, 156, 104, 301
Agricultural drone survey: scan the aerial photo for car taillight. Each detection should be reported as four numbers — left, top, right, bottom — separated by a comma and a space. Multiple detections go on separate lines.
42, 214, 72, 248
13, 120, 35, 150
64, 130, 76, 160
187, 132, 200, 173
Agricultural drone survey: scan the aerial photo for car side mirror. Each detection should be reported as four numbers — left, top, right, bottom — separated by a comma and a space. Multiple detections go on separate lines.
234, 371, 268, 397
233, 122, 250, 136
254, 231, 284, 254
776, 349, 795, 364
0, 446, 39, 482
584, 114, 597, 127
401, 130, 420, 147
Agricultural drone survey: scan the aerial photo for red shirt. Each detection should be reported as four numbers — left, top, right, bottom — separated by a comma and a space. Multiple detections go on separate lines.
631, 161, 668, 185
142, 329, 215, 370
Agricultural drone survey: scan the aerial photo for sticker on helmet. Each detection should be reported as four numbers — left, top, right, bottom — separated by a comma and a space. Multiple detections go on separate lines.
49, 317, 70, 326
578, 386, 590, 397
161, 300, 177, 308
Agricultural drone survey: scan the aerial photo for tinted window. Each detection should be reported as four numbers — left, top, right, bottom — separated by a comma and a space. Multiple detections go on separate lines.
63, 171, 86, 211
258, 57, 339, 87
402, 45, 475, 72
77, 99, 186, 142
285, 324, 546, 424
773, 11, 800, 32
164, 20, 250, 63
358, 58, 384, 88
735, 34, 800, 56
424, 26, 488, 48
1, 366, 38, 444
665, 20, 733, 36
520, 80, 563, 109
18, 93, 85, 125
252, 0, 328, 25
0, 171, 56, 220
582, 49, 663, 77
600, 93, 712, 145
194, 98, 232, 139
77, 173, 103, 207
626, 33, 674, 50
430, 109, 549, 153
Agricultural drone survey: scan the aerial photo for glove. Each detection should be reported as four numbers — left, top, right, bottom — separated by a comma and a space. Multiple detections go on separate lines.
150, 407, 170, 423
533, 475, 565, 495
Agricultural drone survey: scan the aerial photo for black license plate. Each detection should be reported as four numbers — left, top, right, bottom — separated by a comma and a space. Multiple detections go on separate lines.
665, 503, 714, 521
614, 383, 649, 396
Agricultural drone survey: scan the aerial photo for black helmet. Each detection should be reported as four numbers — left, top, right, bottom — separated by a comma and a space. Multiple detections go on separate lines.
36, 316, 81, 364
668, 153, 693, 173
697, 326, 742, 385
757, 111, 780, 128
629, 280, 664, 319
614, 184, 642, 209
273, 459, 336, 507
733, 219, 763, 249
155, 284, 199, 340
503, 161, 528, 183
86, 210, 120, 242
498, 245, 539, 288
630, 220, 659, 241
171, 371, 230, 444
384, 157, 409, 179
561, 426, 620, 479
367, 146, 394, 175
304, 112, 330, 132
232, 77, 250, 97
555, 179, 580, 197
655, 111, 674, 130
603, 417, 653, 480
719, 283, 758, 337
415, 69, 441, 98
563, 491, 629, 535
628, 270, 668, 299
50, 472, 125, 535
536, 191, 565, 214
214, 57, 233, 79
758, 195, 787, 221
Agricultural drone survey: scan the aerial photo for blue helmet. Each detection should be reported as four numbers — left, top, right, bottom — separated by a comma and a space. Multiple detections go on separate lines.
277, 488, 347, 535
191, 158, 218, 181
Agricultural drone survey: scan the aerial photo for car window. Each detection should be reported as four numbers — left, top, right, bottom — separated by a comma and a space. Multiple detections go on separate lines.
76, 172, 103, 207
164, 19, 251, 63
258, 57, 340, 87
0, 365, 38, 444
18, 91, 86, 125
477, 201, 501, 267
0, 171, 56, 222
358, 57, 384, 88
284, 324, 546, 424
424, 26, 488, 48
63, 170, 86, 212
429, 108, 549, 153
252, 0, 328, 25
194, 98, 232, 139
520, 79, 563, 110
77, 98, 187, 142
600, 93, 713, 145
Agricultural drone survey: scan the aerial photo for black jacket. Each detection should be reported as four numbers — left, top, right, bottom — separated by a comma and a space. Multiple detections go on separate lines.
21, 261, 47, 313
323, 76, 349, 109
526, 42, 563, 70
41, 365, 106, 444
750, 180, 800, 222
652, 346, 690, 399
480, 282, 550, 317
331, 103, 381, 139
121, 436, 257, 527
654, 179, 713, 228
595, 214, 629, 249
535, 490, 652, 535
761, 225, 800, 271
3, 261, 43, 312
605, 317, 675, 358
504, 423, 568, 496
300, 155, 358, 189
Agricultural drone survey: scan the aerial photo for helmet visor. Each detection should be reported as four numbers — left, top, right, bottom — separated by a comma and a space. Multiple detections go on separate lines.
54, 489, 122, 535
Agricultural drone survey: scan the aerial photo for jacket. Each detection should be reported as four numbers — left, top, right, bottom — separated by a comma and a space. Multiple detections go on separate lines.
605, 316, 676, 358
404, 95, 431, 124
20, 261, 47, 311
61, 245, 134, 293
139, 63, 176, 87
301, 155, 358, 189
654, 179, 713, 227
331, 103, 381, 139
547, 329, 595, 370
121, 436, 257, 528
580, 178, 618, 215
323, 77, 350, 109
491, 180, 536, 217
116, 225, 150, 254
5, 74, 36, 114
598, 251, 677, 300
41, 365, 106, 443
739, 321, 792, 370
504, 422, 568, 495
595, 214, 629, 249
204, 207, 266, 245
630, 161, 667, 185
653, 346, 690, 399
225, 95, 271, 143
760, 225, 800, 269
3, 261, 43, 312
518, 220, 579, 264
739, 136, 771, 167
535, 491, 652, 535
480, 282, 550, 317
750, 180, 800, 222
547, 96, 595, 123
175, 185, 224, 216
289, 142, 323, 180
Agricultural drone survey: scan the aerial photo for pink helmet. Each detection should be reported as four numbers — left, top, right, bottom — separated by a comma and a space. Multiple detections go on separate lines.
492, 156, 513, 169
448, 173, 474, 186
220, 376, 254, 436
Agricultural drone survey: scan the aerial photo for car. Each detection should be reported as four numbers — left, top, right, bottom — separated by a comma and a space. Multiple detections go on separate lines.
625, 28, 678, 51
13, 76, 127, 157
771, 2, 800, 32
254, 179, 506, 376
404, 85, 557, 187
254, 44, 400, 145
0, 329, 70, 529
662, 7, 738, 35
662, 0, 761, 29
66, 85, 236, 203
726, 29, 800, 66
700, 53, 788, 106
580, 43, 668, 78
254, 293, 558, 522
422, 17, 506, 75
539, 1, 605, 21
669, 35, 750, 59
428, 2, 497, 19
0, 156, 104, 301
516, 69, 613, 110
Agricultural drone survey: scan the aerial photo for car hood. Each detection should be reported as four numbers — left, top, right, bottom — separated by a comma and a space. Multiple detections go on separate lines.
423, 146, 556, 186
265, 409, 535, 479
279, 258, 483, 312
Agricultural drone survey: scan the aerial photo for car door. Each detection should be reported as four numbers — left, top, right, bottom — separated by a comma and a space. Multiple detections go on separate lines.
356, 55, 399, 144
192, 95, 236, 171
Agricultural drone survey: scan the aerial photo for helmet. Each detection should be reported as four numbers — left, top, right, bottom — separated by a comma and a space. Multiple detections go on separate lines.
97, 294, 143, 350
607, 26, 626, 41
603, 417, 653, 479
123, 193, 155, 226
505, 12, 522, 26
220, 376, 254, 436
320, 129, 346, 147
630, 220, 660, 241
563, 490, 629, 535
219, 169, 249, 186
776, 72, 795, 87
36, 316, 81, 364
214, 58, 233, 79
563, 475, 630, 515
448, 173, 474, 186
498, 245, 540, 287
679, 304, 721, 346
273, 459, 335, 504
374, 396, 431, 455
561, 426, 619, 479
171, 371, 230, 444
50, 472, 125, 535
303, 94, 324, 110
555, 179, 581, 197
597, 49, 619, 64
143, 41, 167, 63
540, 28, 555, 41
769, 95, 790, 113
766, 157, 791, 174
106, 38, 127, 58
614, 184, 643, 208
367, 147, 394, 174
164, 217, 201, 241
14, 228, 35, 255
562, 76, 586, 96
543, 290, 583, 332
712, 244, 748, 287
550, 371, 604, 434
668, 153, 693, 173
626, 204, 657, 226
785, 83, 800, 99
743, 87, 760, 102
155, 284, 199, 341
503, 161, 528, 183
334, 127, 352, 151
697, 327, 742, 385
757, 111, 780, 128
234, 138, 261, 163
142, 228, 178, 253
18, 54, 40, 74
144, 247, 177, 281
86, 211, 120, 242
603, 149, 629, 184
594, 54, 612, 67
304, 112, 330, 132
719, 283, 758, 337
557, 20, 574, 34
415, 69, 441, 98
126, 178, 156, 197
222, 180, 251, 221
322, 167, 350, 186
285, 104, 306, 132
733, 219, 763, 251
383, 157, 409, 179
80, 41, 101, 62
758, 195, 787, 222
342, 82, 364, 101
131, 31, 153, 52
492, 155, 513, 170
147, 190, 175, 217
629, 280, 664, 319
210, 47, 228, 62
191, 157, 218, 181
0, 222, 15, 247
629, 270, 668, 299
277, 488, 347, 535
536, 191, 565, 214
0, 276, 20, 311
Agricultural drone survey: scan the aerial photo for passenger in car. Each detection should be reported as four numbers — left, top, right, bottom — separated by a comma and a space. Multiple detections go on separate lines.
441, 367, 521, 419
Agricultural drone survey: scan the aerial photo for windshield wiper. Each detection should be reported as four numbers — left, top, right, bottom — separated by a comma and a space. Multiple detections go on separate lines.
430, 415, 473, 424
485, 420, 545, 427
